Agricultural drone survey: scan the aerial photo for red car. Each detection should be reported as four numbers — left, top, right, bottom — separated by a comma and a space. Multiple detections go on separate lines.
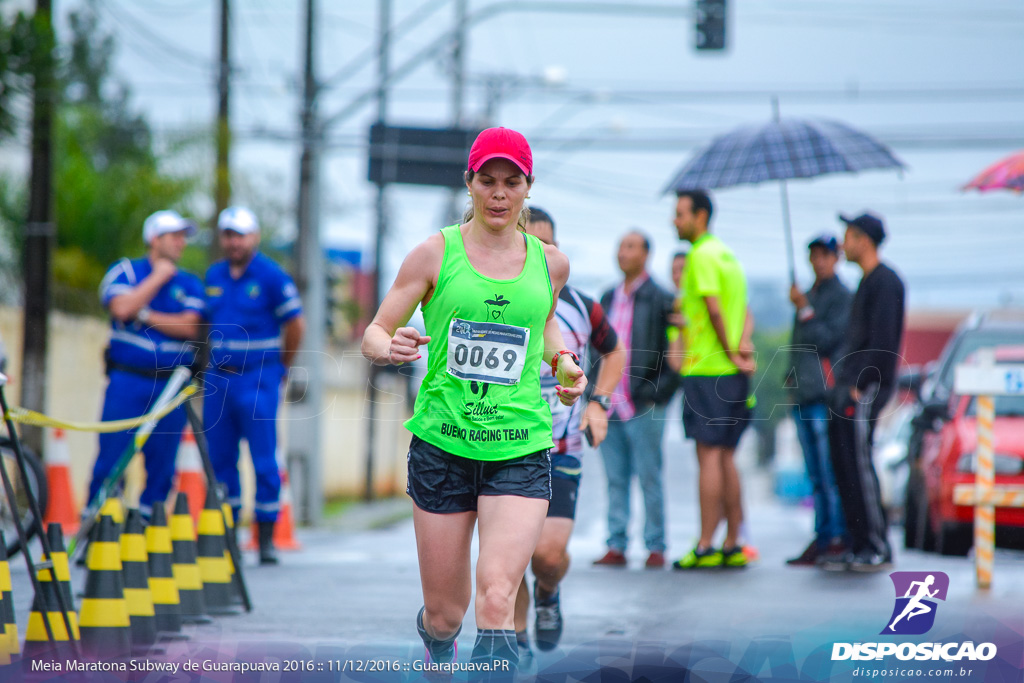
920, 349, 1024, 556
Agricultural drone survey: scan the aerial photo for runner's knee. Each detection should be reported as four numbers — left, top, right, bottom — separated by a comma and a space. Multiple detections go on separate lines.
476, 580, 517, 622
532, 541, 567, 577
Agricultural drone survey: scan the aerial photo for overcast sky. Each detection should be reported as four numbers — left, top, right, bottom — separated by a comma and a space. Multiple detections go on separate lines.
21, 1, 1024, 313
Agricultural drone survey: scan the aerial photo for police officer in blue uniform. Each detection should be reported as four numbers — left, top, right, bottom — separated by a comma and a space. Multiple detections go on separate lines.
89, 210, 205, 520
203, 206, 305, 565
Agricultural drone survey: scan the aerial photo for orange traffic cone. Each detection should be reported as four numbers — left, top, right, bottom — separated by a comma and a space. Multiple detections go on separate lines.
244, 464, 301, 552
43, 429, 80, 535
173, 427, 206, 524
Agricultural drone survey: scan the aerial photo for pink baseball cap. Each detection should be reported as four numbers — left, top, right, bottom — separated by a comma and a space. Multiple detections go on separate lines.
467, 127, 533, 177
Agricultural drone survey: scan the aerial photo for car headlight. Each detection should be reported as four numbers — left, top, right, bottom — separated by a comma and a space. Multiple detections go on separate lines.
956, 451, 1024, 476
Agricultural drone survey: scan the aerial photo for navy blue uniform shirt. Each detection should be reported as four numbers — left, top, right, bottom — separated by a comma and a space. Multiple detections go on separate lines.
99, 257, 205, 370
204, 252, 303, 371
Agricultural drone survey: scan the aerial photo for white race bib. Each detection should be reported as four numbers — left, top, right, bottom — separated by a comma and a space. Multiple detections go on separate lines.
447, 318, 530, 386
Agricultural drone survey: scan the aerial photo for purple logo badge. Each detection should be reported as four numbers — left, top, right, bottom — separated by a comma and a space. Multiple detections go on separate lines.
882, 571, 949, 635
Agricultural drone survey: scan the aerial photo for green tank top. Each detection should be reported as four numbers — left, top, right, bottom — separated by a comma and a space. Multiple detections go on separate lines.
405, 224, 555, 461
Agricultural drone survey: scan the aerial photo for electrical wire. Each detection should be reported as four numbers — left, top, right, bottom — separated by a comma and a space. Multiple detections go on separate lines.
320, 0, 450, 90
95, 0, 215, 72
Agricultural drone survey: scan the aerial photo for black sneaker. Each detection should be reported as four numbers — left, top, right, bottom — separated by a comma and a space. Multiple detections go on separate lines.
849, 551, 893, 573
533, 585, 563, 652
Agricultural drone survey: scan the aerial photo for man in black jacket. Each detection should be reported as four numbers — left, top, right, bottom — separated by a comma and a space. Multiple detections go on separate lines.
593, 231, 678, 569
785, 234, 852, 567
823, 212, 905, 573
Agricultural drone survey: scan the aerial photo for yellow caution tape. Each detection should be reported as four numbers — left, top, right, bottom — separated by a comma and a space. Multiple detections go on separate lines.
3, 383, 198, 433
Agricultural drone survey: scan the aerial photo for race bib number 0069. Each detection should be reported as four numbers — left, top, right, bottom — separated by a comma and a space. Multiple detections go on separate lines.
447, 318, 530, 386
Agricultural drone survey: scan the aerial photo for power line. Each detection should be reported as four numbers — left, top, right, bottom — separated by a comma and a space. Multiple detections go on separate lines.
95, 0, 215, 72
320, 0, 449, 90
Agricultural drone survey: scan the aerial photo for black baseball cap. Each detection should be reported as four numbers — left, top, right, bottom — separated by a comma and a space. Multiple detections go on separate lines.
838, 212, 886, 246
807, 233, 839, 253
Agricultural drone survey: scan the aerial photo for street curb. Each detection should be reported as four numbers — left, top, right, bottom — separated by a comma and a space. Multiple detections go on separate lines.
323, 496, 414, 533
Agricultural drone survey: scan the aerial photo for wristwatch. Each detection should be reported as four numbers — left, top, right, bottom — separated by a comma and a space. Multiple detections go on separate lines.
136, 307, 153, 325
590, 394, 611, 412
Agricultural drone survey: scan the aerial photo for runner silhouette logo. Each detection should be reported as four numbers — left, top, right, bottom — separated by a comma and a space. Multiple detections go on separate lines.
883, 571, 949, 635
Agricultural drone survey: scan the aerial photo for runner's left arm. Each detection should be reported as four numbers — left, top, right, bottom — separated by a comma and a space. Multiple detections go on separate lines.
541, 244, 586, 405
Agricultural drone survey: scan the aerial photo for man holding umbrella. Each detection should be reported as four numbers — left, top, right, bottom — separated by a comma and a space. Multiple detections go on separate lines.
822, 212, 905, 572
785, 234, 852, 567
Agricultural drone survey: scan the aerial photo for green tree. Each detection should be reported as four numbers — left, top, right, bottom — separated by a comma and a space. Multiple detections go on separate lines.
0, 5, 200, 314
0, 5, 35, 139
52, 8, 197, 312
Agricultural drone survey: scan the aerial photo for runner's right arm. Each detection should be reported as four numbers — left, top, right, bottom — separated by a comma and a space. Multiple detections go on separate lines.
361, 234, 444, 365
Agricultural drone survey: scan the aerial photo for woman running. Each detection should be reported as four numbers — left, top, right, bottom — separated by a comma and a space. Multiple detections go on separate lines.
361, 127, 586, 674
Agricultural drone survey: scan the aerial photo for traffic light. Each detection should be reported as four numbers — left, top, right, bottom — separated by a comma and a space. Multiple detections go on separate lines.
695, 0, 726, 51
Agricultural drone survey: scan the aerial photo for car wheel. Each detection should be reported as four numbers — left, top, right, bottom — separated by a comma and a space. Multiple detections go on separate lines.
937, 522, 972, 557
903, 465, 935, 552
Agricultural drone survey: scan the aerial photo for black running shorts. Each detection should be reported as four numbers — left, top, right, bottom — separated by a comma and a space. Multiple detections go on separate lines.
681, 374, 751, 449
547, 476, 579, 520
406, 435, 551, 514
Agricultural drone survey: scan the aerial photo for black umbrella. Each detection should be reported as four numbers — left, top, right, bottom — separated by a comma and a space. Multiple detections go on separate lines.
664, 102, 905, 280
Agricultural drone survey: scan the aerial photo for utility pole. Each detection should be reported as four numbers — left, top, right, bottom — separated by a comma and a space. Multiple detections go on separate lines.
364, 0, 392, 502
444, 0, 469, 224
21, 0, 56, 456
212, 0, 231, 260
452, 0, 467, 125
289, 0, 325, 525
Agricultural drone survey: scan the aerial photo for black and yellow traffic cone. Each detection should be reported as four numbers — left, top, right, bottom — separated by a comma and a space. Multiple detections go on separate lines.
79, 514, 131, 658
170, 493, 210, 624
146, 505, 183, 636
45, 524, 80, 642
197, 488, 238, 614
100, 497, 125, 525
121, 509, 157, 649
83, 498, 125, 573
221, 501, 243, 606
23, 547, 76, 660
0, 532, 19, 665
